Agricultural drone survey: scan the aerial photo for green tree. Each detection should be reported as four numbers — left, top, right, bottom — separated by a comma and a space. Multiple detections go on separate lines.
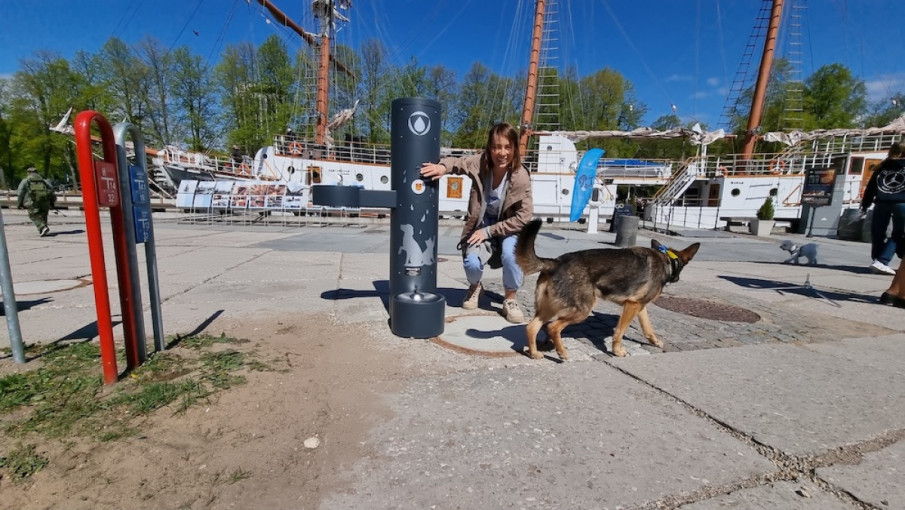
358, 39, 391, 144
8, 52, 86, 185
135, 37, 175, 146
171, 47, 218, 152
97, 38, 150, 129
803, 63, 867, 129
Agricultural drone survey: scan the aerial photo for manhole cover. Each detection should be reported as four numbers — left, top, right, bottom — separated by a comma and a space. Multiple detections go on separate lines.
654, 296, 760, 323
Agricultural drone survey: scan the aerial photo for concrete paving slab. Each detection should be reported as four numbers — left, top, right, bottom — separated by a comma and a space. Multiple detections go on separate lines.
816, 439, 905, 510
321, 362, 776, 509
611, 340, 905, 457
681, 480, 858, 509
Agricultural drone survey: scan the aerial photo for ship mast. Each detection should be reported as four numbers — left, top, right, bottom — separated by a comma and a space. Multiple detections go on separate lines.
255, 0, 354, 145
741, 0, 784, 159
518, 0, 546, 160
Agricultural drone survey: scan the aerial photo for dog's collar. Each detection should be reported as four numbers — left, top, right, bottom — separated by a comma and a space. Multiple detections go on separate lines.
658, 245, 683, 283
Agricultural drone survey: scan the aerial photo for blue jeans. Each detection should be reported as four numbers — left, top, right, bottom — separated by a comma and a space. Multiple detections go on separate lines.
463, 234, 523, 292
871, 202, 901, 264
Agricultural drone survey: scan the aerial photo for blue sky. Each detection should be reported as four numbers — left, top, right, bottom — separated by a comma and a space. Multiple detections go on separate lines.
2, 0, 903, 128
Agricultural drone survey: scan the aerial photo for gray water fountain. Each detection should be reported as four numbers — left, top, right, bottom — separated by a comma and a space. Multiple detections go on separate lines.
312, 97, 446, 338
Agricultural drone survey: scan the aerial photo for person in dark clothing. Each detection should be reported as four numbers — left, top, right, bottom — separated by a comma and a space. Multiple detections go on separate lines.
861, 142, 905, 275
16, 166, 55, 236
231, 145, 244, 164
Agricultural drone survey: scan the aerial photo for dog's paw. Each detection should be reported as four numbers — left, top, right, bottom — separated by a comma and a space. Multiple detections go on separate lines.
528, 350, 544, 360
648, 337, 663, 348
612, 347, 627, 357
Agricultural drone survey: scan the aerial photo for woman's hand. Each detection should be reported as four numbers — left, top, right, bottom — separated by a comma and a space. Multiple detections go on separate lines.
420, 162, 447, 181
467, 229, 487, 247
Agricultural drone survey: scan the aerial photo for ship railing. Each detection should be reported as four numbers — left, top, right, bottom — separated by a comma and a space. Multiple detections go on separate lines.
157, 146, 246, 176
275, 135, 393, 165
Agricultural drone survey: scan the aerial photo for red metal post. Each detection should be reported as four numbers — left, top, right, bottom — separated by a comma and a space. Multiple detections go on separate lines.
74, 111, 140, 383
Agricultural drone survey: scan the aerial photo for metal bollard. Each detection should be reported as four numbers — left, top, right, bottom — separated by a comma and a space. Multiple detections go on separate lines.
614, 215, 639, 247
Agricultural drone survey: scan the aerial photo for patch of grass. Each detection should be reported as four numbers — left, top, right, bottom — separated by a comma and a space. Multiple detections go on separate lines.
0, 334, 269, 480
182, 333, 249, 350
228, 467, 252, 484
0, 443, 49, 481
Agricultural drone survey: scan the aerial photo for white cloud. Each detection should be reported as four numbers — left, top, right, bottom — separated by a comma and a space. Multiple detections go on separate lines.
665, 74, 693, 83
706, 77, 720, 87
864, 73, 905, 101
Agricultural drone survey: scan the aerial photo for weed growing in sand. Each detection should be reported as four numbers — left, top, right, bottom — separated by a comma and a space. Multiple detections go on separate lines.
0, 334, 269, 481
0, 443, 49, 481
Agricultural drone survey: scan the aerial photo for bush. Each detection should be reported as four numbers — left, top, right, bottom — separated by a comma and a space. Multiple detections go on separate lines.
756, 196, 775, 220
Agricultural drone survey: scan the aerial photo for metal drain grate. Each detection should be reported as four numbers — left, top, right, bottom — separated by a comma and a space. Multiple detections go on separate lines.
654, 296, 761, 323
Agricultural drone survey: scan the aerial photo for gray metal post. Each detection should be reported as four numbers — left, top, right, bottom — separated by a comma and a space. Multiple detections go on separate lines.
0, 209, 26, 363
115, 124, 165, 355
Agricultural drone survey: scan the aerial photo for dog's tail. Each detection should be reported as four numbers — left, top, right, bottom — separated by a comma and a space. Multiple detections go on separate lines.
516, 219, 558, 274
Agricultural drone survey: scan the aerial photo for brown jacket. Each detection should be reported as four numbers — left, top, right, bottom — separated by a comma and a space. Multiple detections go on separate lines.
440, 152, 534, 246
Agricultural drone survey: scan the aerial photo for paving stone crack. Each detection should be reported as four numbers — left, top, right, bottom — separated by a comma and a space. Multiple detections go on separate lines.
600, 358, 892, 509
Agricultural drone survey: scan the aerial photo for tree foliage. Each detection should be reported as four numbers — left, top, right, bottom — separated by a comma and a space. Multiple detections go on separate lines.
0, 26, 900, 192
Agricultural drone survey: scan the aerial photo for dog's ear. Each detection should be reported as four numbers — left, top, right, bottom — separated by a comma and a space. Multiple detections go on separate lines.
677, 242, 701, 263
650, 239, 663, 250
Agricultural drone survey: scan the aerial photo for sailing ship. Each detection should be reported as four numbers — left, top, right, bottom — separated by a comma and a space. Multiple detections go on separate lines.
150, 1, 905, 229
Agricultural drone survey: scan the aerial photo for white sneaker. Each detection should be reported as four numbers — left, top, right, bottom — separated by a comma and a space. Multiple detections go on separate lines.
502, 299, 525, 323
870, 260, 896, 276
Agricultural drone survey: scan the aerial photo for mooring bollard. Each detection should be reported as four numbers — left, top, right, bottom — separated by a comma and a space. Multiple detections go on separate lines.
312, 98, 446, 338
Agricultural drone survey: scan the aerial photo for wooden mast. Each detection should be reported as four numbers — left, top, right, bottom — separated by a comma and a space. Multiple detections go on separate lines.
741, 0, 784, 159
254, 0, 354, 145
518, 0, 546, 161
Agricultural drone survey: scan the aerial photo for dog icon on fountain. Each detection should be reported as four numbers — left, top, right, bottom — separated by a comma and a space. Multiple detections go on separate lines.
779, 239, 818, 265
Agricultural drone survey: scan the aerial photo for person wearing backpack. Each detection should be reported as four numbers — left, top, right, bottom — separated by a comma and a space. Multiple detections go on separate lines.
16, 166, 55, 236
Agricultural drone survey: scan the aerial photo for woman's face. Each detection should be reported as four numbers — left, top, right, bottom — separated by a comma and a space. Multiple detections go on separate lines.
489, 134, 512, 171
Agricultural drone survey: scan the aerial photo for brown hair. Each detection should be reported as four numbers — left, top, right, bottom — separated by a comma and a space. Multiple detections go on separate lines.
481, 123, 521, 173
887, 141, 905, 158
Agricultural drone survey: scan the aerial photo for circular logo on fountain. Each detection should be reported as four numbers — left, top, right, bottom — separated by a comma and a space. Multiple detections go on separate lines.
408, 111, 431, 136
411, 179, 426, 195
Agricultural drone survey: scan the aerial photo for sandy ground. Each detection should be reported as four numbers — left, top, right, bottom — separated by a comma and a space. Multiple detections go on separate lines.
0, 312, 451, 510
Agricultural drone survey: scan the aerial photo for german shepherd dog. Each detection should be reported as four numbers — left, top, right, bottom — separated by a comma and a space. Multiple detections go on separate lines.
516, 220, 700, 359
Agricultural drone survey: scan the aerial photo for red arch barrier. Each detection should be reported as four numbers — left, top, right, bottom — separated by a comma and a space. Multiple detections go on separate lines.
74, 111, 140, 384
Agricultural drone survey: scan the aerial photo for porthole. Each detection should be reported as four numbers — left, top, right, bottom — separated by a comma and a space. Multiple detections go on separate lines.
769, 188, 778, 196
731, 188, 741, 197
561, 188, 570, 196
380, 175, 389, 184
287, 166, 295, 174
356, 173, 364, 182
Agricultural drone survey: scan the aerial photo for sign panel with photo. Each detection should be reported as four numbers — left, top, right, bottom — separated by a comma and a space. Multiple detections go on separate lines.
801, 166, 837, 206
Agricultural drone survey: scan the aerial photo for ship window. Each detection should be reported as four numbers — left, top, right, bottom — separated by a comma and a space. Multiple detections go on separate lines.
850, 158, 865, 175
380, 175, 388, 184
356, 173, 364, 182
288, 166, 295, 174
547, 145, 553, 151
562, 188, 570, 196
769, 188, 778, 196
731, 188, 741, 197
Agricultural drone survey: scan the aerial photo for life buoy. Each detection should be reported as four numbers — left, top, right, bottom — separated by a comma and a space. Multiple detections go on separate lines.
769, 160, 786, 175
238, 163, 250, 175
289, 141, 304, 155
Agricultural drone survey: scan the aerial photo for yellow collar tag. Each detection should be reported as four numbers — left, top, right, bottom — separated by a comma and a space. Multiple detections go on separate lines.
667, 250, 679, 260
